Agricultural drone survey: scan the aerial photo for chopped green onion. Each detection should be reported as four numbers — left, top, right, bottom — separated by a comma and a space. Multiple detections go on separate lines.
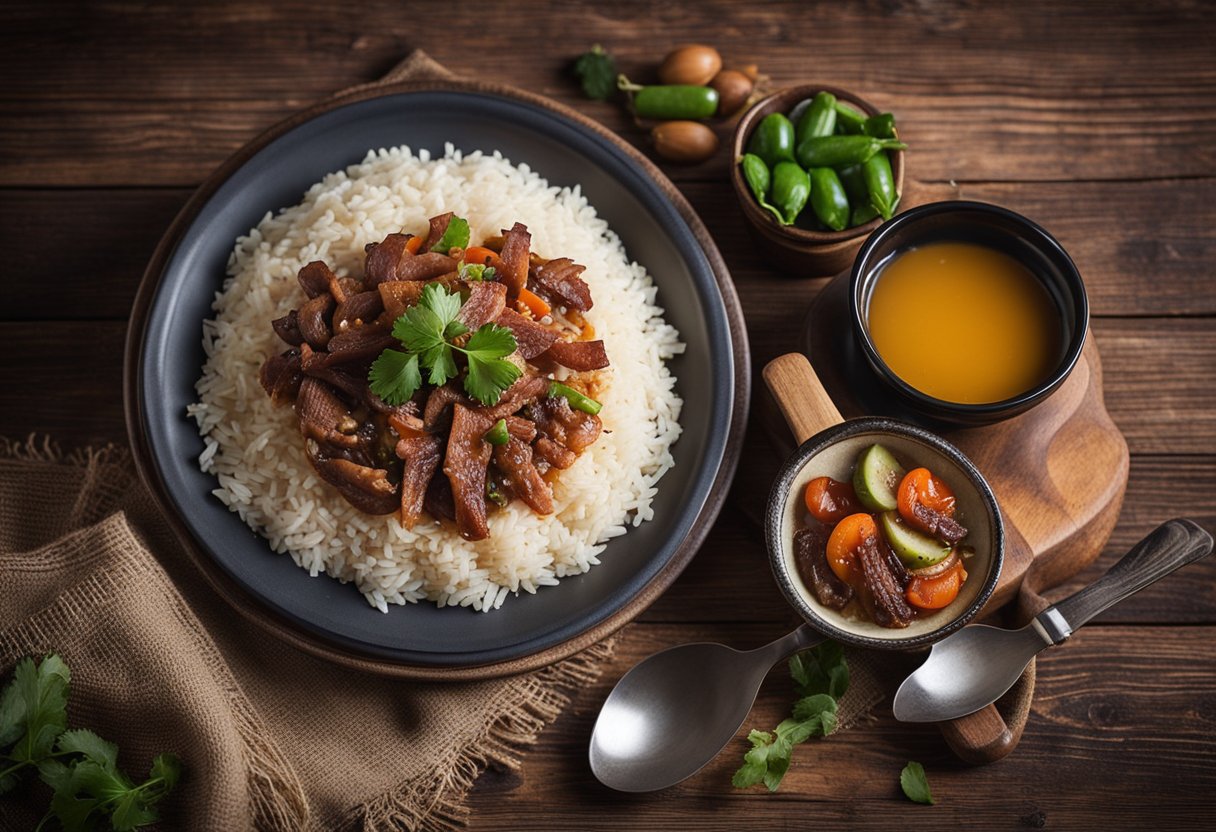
459, 262, 496, 282
549, 381, 602, 415
484, 418, 510, 446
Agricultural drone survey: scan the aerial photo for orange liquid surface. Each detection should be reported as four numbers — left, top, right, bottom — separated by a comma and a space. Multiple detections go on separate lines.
867, 242, 1061, 404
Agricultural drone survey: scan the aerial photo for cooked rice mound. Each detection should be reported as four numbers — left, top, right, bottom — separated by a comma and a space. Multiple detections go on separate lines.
188, 145, 684, 612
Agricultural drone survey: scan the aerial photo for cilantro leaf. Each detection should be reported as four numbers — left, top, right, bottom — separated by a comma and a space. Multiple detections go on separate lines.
56, 729, 118, 770
733, 643, 847, 793
148, 753, 181, 793
573, 45, 617, 100
430, 216, 470, 252
1, 654, 70, 767
900, 761, 935, 804
368, 350, 421, 406
460, 325, 522, 405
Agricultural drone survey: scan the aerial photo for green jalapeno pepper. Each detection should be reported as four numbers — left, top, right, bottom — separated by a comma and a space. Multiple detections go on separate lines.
739, 153, 785, 224
836, 163, 868, 204
617, 75, 719, 119
833, 102, 866, 134
550, 381, 602, 415
747, 113, 796, 168
851, 202, 880, 226
862, 150, 899, 220
795, 91, 837, 145
484, 418, 510, 446
862, 112, 897, 139
771, 161, 810, 226
796, 134, 906, 168
808, 168, 850, 232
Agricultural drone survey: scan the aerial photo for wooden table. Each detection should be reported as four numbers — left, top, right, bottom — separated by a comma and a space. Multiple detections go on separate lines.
3, 1, 1213, 828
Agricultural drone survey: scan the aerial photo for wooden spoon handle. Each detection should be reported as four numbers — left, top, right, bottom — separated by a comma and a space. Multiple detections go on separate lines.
762, 353, 844, 444
939, 704, 1017, 765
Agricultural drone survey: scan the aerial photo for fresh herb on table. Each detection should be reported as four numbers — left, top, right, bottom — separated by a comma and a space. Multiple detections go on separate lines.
573, 45, 617, 100
0, 654, 181, 831
732, 641, 849, 792
369, 282, 521, 407
900, 760, 935, 804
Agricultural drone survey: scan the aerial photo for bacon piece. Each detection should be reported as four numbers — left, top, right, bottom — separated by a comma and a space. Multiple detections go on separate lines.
396, 434, 444, 529
494, 308, 558, 359
334, 291, 384, 332
422, 212, 454, 251
425, 475, 456, 522
259, 349, 302, 406
378, 280, 426, 323
394, 252, 458, 282
497, 222, 531, 297
314, 324, 395, 367
444, 404, 494, 541
858, 533, 914, 628
364, 233, 413, 286
298, 260, 337, 298
504, 415, 537, 443
532, 257, 593, 311
271, 310, 304, 346
423, 382, 472, 432
300, 355, 365, 401
478, 375, 549, 423
494, 438, 553, 515
298, 293, 335, 349
456, 281, 507, 331
307, 452, 399, 515
526, 394, 602, 456
911, 503, 969, 544
794, 525, 853, 610
296, 377, 358, 449
545, 339, 609, 372
534, 436, 576, 470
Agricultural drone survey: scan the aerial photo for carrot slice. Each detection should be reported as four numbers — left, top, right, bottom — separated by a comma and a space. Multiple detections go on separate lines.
405, 234, 425, 255
825, 512, 876, 584
897, 467, 956, 524
804, 476, 860, 524
517, 286, 551, 318
463, 245, 501, 267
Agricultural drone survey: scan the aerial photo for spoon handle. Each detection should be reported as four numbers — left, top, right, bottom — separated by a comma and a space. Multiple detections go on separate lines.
1051, 518, 1213, 632
748, 623, 825, 668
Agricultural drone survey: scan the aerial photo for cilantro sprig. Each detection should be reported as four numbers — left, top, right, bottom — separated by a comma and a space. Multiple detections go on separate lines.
369, 282, 521, 407
732, 642, 849, 792
1, 654, 181, 831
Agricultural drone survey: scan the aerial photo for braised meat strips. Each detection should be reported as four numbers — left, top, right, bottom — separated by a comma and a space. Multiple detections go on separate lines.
259, 216, 609, 541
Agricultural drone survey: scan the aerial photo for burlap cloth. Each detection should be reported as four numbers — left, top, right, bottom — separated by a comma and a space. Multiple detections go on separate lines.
0, 437, 615, 830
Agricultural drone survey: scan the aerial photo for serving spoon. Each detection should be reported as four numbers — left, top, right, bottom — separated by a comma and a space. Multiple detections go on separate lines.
589, 624, 824, 792
893, 518, 1213, 723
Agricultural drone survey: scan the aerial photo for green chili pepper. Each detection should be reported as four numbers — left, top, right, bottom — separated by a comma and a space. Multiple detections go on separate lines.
862, 112, 897, 139
739, 153, 785, 224
851, 202, 880, 226
550, 381, 602, 415
836, 163, 868, 204
808, 168, 850, 232
746, 113, 796, 168
796, 134, 906, 168
617, 75, 718, 119
833, 102, 866, 134
863, 150, 899, 220
484, 418, 510, 446
771, 161, 811, 226
795, 91, 837, 145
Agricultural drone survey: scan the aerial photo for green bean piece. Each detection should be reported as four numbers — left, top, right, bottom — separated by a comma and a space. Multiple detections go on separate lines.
863, 150, 899, 220
836, 163, 868, 204
862, 112, 897, 139
550, 381, 603, 416
796, 134, 906, 168
484, 418, 510, 446
747, 113, 796, 168
739, 154, 786, 224
795, 91, 837, 145
833, 102, 866, 134
851, 202, 880, 226
771, 162, 811, 226
617, 75, 719, 119
808, 167, 850, 231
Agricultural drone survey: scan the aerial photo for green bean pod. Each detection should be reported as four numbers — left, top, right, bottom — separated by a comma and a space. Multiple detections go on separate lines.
795, 91, 837, 145
833, 102, 867, 134
796, 134, 906, 168
862, 150, 899, 220
808, 168, 850, 231
771, 161, 810, 226
836, 163, 868, 204
747, 113, 796, 168
862, 112, 897, 139
618, 75, 719, 119
740, 153, 786, 224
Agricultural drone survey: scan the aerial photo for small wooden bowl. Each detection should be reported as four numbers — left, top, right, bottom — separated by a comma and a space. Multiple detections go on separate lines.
730, 84, 905, 277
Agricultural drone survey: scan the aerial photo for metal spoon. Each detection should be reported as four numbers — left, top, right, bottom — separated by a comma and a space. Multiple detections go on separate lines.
893, 518, 1213, 723
589, 624, 824, 792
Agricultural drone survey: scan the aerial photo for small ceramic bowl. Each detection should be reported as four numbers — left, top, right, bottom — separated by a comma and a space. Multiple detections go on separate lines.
762, 353, 1004, 649
850, 200, 1089, 425
731, 84, 905, 276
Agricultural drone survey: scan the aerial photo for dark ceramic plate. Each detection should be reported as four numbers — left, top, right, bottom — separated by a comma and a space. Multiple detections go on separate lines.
124, 72, 749, 679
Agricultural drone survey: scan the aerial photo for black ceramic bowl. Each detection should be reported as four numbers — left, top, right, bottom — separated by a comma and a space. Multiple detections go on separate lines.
125, 76, 748, 679
850, 201, 1088, 425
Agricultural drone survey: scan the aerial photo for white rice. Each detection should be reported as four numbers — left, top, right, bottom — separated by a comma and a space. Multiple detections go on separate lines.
188, 144, 684, 612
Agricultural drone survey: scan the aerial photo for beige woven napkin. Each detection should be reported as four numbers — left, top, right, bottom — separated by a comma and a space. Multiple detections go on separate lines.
0, 437, 611, 831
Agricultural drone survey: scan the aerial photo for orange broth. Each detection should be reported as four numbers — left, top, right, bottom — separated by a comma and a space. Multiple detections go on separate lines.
866, 241, 1062, 404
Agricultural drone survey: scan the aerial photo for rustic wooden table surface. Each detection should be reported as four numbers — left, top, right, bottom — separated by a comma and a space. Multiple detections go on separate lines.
3, 1, 1214, 828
